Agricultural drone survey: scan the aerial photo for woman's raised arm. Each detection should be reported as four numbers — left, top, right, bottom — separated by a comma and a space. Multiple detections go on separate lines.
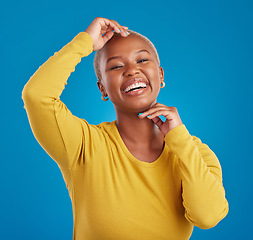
22, 18, 129, 185
22, 31, 93, 184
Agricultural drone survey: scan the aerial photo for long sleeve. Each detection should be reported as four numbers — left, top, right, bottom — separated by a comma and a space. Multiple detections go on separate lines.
22, 32, 93, 186
164, 124, 229, 229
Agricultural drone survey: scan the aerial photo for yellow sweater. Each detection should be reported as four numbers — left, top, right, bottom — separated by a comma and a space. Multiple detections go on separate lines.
22, 32, 228, 240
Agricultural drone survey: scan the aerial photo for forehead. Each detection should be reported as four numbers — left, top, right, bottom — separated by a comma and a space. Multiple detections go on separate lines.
102, 34, 155, 59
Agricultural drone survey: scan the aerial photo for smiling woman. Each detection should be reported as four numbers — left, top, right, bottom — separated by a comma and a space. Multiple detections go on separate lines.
95, 31, 165, 115
22, 17, 229, 240
94, 30, 160, 82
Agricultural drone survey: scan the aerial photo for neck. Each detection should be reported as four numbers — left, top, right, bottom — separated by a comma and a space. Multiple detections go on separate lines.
115, 110, 163, 147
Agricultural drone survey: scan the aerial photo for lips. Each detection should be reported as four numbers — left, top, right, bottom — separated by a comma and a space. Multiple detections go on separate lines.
121, 78, 149, 93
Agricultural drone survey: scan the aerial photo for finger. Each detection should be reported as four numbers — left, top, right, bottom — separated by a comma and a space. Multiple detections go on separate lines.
102, 19, 121, 34
139, 104, 178, 119
146, 110, 173, 120
102, 31, 114, 43
121, 26, 129, 34
110, 20, 129, 37
151, 116, 164, 128
138, 106, 168, 119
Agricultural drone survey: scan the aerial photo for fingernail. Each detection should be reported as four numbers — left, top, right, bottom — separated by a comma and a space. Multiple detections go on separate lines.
138, 113, 143, 116
147, 115, 151, 118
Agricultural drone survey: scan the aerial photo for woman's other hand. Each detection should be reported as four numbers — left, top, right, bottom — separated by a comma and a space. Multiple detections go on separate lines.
85, 17, 129, 51
138, 103, 183, 136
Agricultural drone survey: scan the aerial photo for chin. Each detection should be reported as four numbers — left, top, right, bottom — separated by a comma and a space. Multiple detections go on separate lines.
127, 98, 157, 113
111, 92, 158, 113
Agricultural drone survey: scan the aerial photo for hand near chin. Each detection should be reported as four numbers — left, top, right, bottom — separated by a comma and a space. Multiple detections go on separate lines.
85, 17, 129, 51
138, 103, 183, 136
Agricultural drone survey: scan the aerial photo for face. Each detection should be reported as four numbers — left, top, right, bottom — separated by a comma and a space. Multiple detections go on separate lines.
98, 34, 164, 114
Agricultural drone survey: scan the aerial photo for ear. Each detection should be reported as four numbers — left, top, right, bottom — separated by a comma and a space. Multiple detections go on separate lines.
159, 67, 164, 84
97, 81, 108, 97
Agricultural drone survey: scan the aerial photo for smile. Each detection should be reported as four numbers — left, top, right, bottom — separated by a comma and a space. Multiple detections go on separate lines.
121, 77, 149, 94
123, 82, 147, 93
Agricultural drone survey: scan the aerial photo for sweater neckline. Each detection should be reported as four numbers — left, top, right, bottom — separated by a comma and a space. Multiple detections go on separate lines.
112, 120, 167, 168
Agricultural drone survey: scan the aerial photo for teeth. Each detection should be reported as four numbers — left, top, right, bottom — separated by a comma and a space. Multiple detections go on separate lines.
124, 82, 147, 93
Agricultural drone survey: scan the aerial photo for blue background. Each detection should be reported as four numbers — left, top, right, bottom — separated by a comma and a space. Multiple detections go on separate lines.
1, 0, 252, 239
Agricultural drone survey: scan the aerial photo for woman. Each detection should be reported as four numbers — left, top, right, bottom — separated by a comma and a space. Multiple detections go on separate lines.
22, 17, 229, 240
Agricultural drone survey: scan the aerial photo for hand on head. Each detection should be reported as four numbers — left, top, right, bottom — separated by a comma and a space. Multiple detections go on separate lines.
85, 17, 130, 51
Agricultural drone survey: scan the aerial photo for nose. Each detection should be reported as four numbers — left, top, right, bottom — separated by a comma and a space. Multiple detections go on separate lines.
123, 63, 140, 77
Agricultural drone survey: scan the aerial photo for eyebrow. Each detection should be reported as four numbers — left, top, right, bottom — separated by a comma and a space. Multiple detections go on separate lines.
106, 49, 150, 64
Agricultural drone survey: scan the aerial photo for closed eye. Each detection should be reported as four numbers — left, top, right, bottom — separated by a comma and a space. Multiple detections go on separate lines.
110, 65, 123, 70
137, 59, 149, 63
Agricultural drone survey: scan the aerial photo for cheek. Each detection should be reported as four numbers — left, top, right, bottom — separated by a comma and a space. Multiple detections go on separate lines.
103, 76, 121, 97
144, 67, 161, 88
144, 62, 160, 77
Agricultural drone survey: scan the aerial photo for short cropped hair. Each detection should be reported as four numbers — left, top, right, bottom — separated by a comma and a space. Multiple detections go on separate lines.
93, 30, 160, 82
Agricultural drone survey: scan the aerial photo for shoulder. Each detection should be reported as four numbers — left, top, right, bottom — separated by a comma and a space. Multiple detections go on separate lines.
95, 120, 117, 134
97, 120, 116, 129
78, 119, 117, 139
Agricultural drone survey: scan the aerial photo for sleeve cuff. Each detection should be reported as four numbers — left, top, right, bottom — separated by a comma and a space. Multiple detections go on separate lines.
165, 124, 189, 137
72, 31, 94, 57
164, 124, 191, 147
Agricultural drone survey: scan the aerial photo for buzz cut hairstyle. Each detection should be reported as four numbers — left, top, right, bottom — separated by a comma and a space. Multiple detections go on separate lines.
93, 30, 160, 82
